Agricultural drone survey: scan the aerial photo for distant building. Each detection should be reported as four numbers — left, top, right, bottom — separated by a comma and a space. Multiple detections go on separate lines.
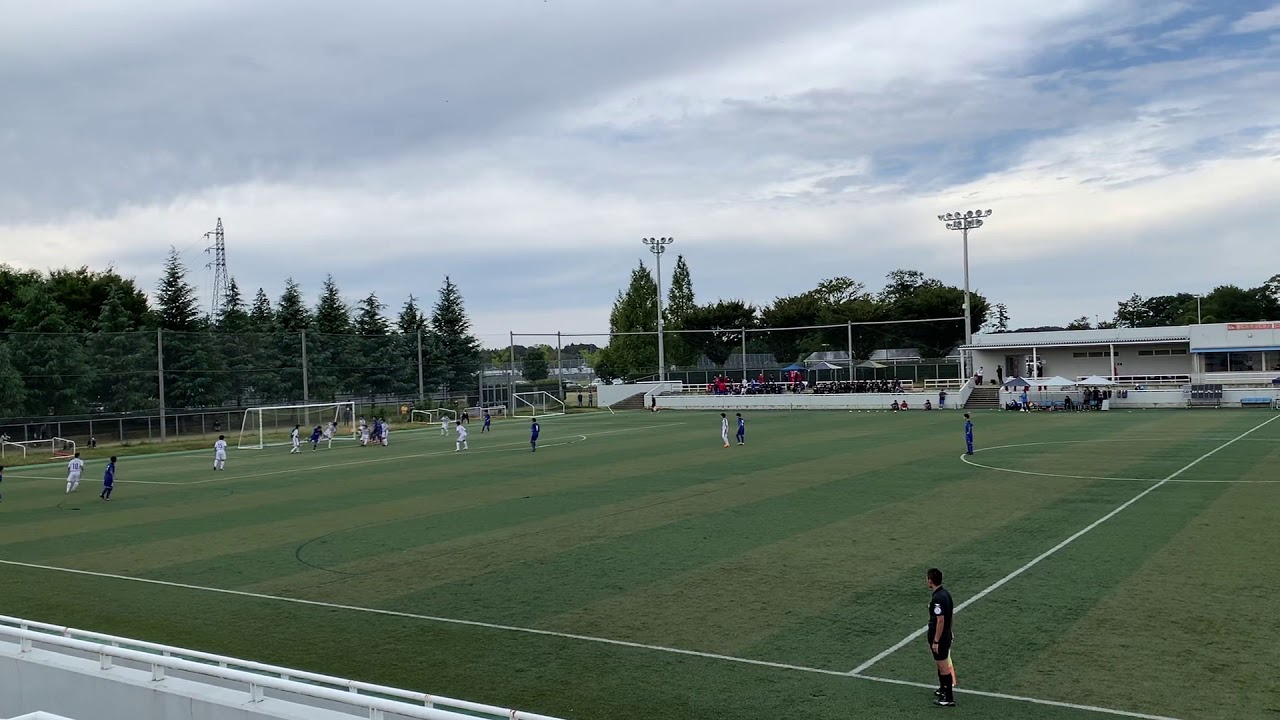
963, 321, 1280, 385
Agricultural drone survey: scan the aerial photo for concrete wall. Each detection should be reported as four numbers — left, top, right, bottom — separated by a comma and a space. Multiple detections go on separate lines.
970, 343, 1192, 381
1190, 322, 1280, 350
655, 392, 956, 411
0, 650, 365, 720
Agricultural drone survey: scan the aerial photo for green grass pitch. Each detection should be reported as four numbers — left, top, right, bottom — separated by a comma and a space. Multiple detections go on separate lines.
2, 410, 1278, 719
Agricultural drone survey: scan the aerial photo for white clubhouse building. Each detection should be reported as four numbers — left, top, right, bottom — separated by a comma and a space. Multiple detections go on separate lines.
963, 321, 1280, 386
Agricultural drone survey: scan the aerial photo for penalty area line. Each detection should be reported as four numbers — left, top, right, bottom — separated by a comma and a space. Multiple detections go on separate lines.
849, 413, 1280, 677
0, 559, 1182, 720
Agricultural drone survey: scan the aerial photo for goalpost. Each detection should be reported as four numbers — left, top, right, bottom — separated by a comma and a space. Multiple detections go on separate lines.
0, 437, 77, 459
238, 402, 357, 450
410, 409, 438, 424
513, 391, 566, 418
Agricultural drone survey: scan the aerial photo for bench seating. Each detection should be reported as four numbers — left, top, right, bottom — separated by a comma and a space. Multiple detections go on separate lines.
1240, 397, 1275, 407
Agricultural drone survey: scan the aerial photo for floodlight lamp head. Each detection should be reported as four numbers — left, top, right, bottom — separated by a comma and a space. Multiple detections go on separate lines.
937, 214, 946, 221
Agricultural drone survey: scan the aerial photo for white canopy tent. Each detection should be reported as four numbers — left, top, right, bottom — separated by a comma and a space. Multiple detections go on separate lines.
1039, 376, 1078, 388
1078, 375, 1117, 386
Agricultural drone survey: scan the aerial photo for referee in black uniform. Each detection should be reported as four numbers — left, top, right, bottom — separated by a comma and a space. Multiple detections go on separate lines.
926, 567, 956, 707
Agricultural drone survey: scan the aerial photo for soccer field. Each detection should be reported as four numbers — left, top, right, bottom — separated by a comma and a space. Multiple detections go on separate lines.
2, 409, 1278, 720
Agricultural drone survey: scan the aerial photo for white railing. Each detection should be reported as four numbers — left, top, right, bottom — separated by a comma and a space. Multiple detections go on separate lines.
0, 616, 564, 720
956, 377, 976, 408
922, 379, 963, 389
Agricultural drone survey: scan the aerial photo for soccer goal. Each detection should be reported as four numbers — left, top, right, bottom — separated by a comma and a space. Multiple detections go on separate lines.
238, 402, 357, 450
410, 409, 438, 424
0, 437, 77, 459
513, 391, 566, 418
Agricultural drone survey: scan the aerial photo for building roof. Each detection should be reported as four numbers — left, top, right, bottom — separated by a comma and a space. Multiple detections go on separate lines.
964, 326, 1191, 349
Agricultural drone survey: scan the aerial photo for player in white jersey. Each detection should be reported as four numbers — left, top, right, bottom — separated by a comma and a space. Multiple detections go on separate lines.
322, 421, 336, 448
290, 425, 301, 454
65, 452, 84, 492
455, 423, 469, 452
440, 416, 451, 435
380, 420, 390, 446
720, 413, 730, 448
213, 435, 228, 470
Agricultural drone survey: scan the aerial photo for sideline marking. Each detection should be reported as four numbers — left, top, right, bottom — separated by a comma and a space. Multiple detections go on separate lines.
4, 423, 685, 485
0, 559, 1181, 720
850, 414, 1280, 676
960, 439, 1280, 484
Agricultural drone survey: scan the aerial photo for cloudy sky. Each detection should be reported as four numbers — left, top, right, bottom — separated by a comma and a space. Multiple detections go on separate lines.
2, 0, 1279, 345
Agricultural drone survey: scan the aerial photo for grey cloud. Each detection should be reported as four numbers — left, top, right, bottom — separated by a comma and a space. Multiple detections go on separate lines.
0, 0, 885, 222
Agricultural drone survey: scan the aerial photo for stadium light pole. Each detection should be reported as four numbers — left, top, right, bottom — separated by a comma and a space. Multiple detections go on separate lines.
937, 209, 992, 377
642, 237, 674, 382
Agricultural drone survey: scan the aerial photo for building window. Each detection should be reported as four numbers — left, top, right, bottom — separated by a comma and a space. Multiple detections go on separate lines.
1171, 349, 1187, 355
1073, 352, 1088, 358
1203, 353, 1229, 372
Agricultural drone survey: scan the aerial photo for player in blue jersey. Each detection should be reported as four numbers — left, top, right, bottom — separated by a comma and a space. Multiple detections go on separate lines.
963, 413, 974, 455
100, 457, 117, 500
530, 419, 540, 452
735, 413, 746, 446
309, 425, 323, 451
482, 410, 492, 432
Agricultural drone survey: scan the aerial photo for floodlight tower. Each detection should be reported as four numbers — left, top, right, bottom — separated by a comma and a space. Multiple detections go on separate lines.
936, 209, 993, 348
205, 218, 228, 320
642, 237, 674, 381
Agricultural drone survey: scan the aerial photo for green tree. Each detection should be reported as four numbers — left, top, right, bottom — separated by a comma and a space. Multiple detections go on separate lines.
604, 262, 659, 379
396, 294, 435, 398
45, 266, 151, 331
91, 287, 157, 412
0, 265, 43, 332
154, 249, 218, 408
275, 279, 311, 401
682, 300, 757, 366
664, 255, 700, 366
759, 293, 825, 363
431, 276, 482, 394
0, 343, 28, 416
309, 275, 354, 400
215, 278, 253, 406
247, 288, 284, 403
249, 289, 275, 329
353, 292, 396, 399
522, 345, 550, 382
1065, 316, 1092, 331
9, 283, 92, 414
990, 303, 1010, 333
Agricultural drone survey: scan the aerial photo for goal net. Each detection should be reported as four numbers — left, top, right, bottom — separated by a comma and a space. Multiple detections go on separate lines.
238, 402, 357, 450
410, 409, 438, 424
513, 391, 566, 418
0, 437, 77, 459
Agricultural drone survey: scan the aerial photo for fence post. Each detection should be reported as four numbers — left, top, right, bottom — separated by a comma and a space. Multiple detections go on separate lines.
741, 328, 748, 382
557, 331, 564, 401
301, 331, 310, 405
847, 322, 854, 382
157, 329, 166, 442
508, 331, 516, 417
416, 329, 425, 401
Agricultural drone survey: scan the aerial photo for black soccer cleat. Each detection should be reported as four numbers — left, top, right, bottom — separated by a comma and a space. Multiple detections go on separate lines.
934, 698, 955, 707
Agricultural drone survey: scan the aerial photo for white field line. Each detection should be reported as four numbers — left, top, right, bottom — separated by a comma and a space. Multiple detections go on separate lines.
3, 423, 686, 485
849, 413, 1280, 676
961, 439, 1280, 483
855, 674, 1181, 720
0, 559, 1182, 720
0, 411, 633, 472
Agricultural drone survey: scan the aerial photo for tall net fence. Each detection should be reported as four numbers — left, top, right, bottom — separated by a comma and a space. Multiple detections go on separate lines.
0, 330, 471, 447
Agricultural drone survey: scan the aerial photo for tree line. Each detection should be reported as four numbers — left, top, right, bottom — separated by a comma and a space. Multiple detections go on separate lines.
591, 256, 991, 381
0, 251, 482, 418
996, 275, 1280, 333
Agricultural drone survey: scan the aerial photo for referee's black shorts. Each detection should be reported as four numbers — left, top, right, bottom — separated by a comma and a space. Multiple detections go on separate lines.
930, 637, 952, 662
